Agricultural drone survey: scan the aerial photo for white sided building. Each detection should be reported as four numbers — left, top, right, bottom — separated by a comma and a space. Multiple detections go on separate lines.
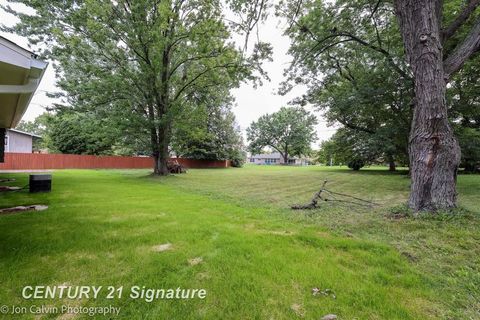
248, 152, 311, 165
0, 36, 47, 162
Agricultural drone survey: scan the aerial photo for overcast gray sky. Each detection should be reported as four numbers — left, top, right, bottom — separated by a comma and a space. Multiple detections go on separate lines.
0, 2, 337, 145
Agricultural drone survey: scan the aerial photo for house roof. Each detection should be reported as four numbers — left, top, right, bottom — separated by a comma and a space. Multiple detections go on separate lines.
250, 152, 305, 160
0, 36, 48, 128
250, 152, 283, 159
7, 128, 42, 138
249, 152, 311, 160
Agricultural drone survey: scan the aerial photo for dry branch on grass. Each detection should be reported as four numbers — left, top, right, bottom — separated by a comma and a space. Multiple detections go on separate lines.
291, 180, 378, 210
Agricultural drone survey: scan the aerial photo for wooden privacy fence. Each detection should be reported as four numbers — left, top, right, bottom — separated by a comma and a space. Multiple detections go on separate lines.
0, 153, 231, 170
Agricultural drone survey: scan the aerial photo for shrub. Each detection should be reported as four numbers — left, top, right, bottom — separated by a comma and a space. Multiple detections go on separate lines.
230, 149, 246, 167
347, 158, 365, 170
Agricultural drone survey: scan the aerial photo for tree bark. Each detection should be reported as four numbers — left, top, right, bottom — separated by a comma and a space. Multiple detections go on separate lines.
151, 37, 172, 176
0, 128, 5, 163
150, 123, 170, 176
394, 0, 461, 211
150, 124, 160, 174
157, 126, 170, 175
388, 154, 396, 171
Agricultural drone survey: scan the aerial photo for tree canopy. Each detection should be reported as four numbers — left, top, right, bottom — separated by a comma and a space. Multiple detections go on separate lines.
247, 106, 317, 163
3, 0, 269, 174
276, 0, 480, 210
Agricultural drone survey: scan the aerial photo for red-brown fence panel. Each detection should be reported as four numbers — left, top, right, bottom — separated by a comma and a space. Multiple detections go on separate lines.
0, 153, 230, 170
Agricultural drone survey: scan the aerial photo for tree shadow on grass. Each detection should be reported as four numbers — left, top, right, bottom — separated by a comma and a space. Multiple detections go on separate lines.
323, 167, 409, 176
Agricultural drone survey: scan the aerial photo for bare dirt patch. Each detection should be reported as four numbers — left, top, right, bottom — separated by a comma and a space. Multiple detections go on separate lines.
0, 186, 21, 191
290, 303, 305, 317
0, 205, 48, 215
188, 257, 203, 266
266, 230, 295, 236
152, 243, 173, 252
244, 223, 295, 236
196, 272, 210, 280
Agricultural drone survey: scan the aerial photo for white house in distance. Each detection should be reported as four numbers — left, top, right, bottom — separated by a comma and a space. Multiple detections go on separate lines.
4, 128, 41, 153
248, 152, 311, 165
0, 36, 48, 162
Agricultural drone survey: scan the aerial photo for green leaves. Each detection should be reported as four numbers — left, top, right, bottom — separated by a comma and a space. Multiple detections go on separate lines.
247, 106, 317, 159
171, 87, 244, 161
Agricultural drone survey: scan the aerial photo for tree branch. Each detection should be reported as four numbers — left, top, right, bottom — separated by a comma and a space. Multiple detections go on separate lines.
335, 32, 411, 80
308, 31, 411, 80
338, 117, 376, 134
444, 17, 480, 79
172, 62, 240, 102
442, 0, 480, 42
169, 50, 224, 78
369, 0, 383, 20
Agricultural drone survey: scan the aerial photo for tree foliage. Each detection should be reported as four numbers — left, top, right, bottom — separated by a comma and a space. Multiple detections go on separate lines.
276, 0, 479, 173
15, 114, 50, 151
247, 106, 317, 162
2, 0, 269, 174
171, 88, 245, 164
15, 114, 48, 137
44, 110, 120, 155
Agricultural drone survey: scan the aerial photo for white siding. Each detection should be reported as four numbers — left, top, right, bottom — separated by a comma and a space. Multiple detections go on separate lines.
5, 130, 32, 153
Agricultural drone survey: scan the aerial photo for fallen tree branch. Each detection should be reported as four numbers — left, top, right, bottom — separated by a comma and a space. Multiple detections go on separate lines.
291, 180, 328, 210
291, 180, 378, 210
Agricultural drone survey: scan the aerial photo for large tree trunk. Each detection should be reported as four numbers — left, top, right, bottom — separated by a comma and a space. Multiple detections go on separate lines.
0, 128, 5, 163
154, 44, 172, 176
152, 125, 170, 176
388, 154, 396, 172
152, 144, 169, 175
157, 133, 170, 175
150, 125, 169, 176
394, 0, 461, 211
151, 126, 160, 174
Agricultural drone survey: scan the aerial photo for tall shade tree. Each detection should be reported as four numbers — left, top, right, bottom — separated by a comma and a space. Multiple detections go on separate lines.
247, 106, 317, 163
2, 0, 268, 175
394, 0, 480, 210
275, 0, 480, 212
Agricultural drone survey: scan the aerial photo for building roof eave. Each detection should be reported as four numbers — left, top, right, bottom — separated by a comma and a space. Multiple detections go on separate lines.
0, 36, 48, 129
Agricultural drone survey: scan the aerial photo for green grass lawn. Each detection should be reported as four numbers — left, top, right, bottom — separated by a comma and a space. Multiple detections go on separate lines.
0, 166, 478, 319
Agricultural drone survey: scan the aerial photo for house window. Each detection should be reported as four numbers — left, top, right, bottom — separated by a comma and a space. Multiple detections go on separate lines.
250, 158, 255, 163
265, 158, 278, 164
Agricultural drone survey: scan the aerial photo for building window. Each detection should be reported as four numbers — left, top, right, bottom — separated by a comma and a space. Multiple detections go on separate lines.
265, 158, 278, 164
250, 158, 255, 163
